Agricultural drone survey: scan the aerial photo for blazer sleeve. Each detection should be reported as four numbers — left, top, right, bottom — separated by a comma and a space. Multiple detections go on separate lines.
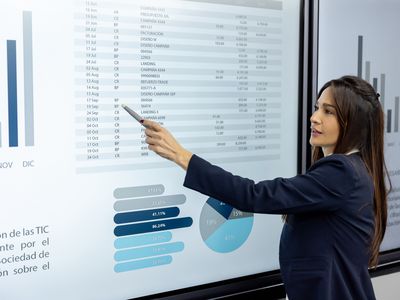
183, 154, 355, 214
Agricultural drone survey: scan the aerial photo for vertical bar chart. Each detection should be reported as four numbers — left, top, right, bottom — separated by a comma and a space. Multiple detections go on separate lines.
357, 35, 400, 134
1, 11, 34, 148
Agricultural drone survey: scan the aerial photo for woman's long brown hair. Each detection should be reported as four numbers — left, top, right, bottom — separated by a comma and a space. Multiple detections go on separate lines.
312, 75, 390, 267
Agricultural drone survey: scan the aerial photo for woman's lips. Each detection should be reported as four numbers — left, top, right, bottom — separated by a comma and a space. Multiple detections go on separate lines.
311, 128, 322, 137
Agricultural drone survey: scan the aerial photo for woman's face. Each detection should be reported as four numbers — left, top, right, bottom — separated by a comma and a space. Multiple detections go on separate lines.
309, 87, 340, 156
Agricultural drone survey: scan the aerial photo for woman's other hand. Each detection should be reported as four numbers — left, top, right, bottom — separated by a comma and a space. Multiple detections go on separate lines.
143, 120, 193, 170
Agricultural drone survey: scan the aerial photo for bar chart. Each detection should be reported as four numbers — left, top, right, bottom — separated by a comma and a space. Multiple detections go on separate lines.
113, 184, 192, 272
0, 11, 35, 148
357, 35, 399, 134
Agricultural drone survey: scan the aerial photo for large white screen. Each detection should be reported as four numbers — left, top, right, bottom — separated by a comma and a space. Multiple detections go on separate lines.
318, 0, 400, 253
0, 0, 300, 299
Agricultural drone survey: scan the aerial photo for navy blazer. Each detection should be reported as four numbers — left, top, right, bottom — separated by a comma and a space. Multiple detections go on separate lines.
183, 153, 376, 300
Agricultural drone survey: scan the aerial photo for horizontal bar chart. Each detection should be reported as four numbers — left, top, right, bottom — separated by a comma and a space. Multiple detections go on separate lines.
113, 184, 192, 272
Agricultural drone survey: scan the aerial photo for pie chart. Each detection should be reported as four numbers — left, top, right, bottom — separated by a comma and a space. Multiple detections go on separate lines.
200, 197, 253, 253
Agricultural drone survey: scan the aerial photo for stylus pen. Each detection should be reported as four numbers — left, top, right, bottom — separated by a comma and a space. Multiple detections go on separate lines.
121, 104, 145, 125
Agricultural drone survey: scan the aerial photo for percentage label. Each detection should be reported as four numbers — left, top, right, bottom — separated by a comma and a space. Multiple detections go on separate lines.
152, 223, 166, 229
152, 211, 166, 217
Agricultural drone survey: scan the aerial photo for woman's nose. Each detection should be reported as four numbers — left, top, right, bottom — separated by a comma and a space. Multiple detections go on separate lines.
310, 111, 320, 124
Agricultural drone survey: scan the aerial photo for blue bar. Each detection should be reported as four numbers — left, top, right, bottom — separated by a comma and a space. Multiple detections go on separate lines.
114, 255, 172, 273
114, 194, 186, 212
23, 11, 34, 146
114, 231, 172, 249
114, 241, 184, 262
372, 77, 378, 91
113, 184, 164, 199
395, 97, 399, 132
387, 109, 392, 133
114, 207, 180, 224
114, 217, 193, 236
7, 40, 18, 147
380, 74, 385, 109
357, 35, 363, 78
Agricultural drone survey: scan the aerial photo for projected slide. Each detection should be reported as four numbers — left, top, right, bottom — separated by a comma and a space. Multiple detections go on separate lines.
318, 0, 400, 252
0, 0, 300, 299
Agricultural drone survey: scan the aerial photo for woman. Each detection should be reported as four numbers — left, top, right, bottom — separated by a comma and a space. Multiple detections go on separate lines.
143, 75, 389, 300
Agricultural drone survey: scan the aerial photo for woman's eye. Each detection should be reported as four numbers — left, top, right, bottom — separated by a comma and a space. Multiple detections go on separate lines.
325, 109, 333, 115
314, 105, 319, 111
